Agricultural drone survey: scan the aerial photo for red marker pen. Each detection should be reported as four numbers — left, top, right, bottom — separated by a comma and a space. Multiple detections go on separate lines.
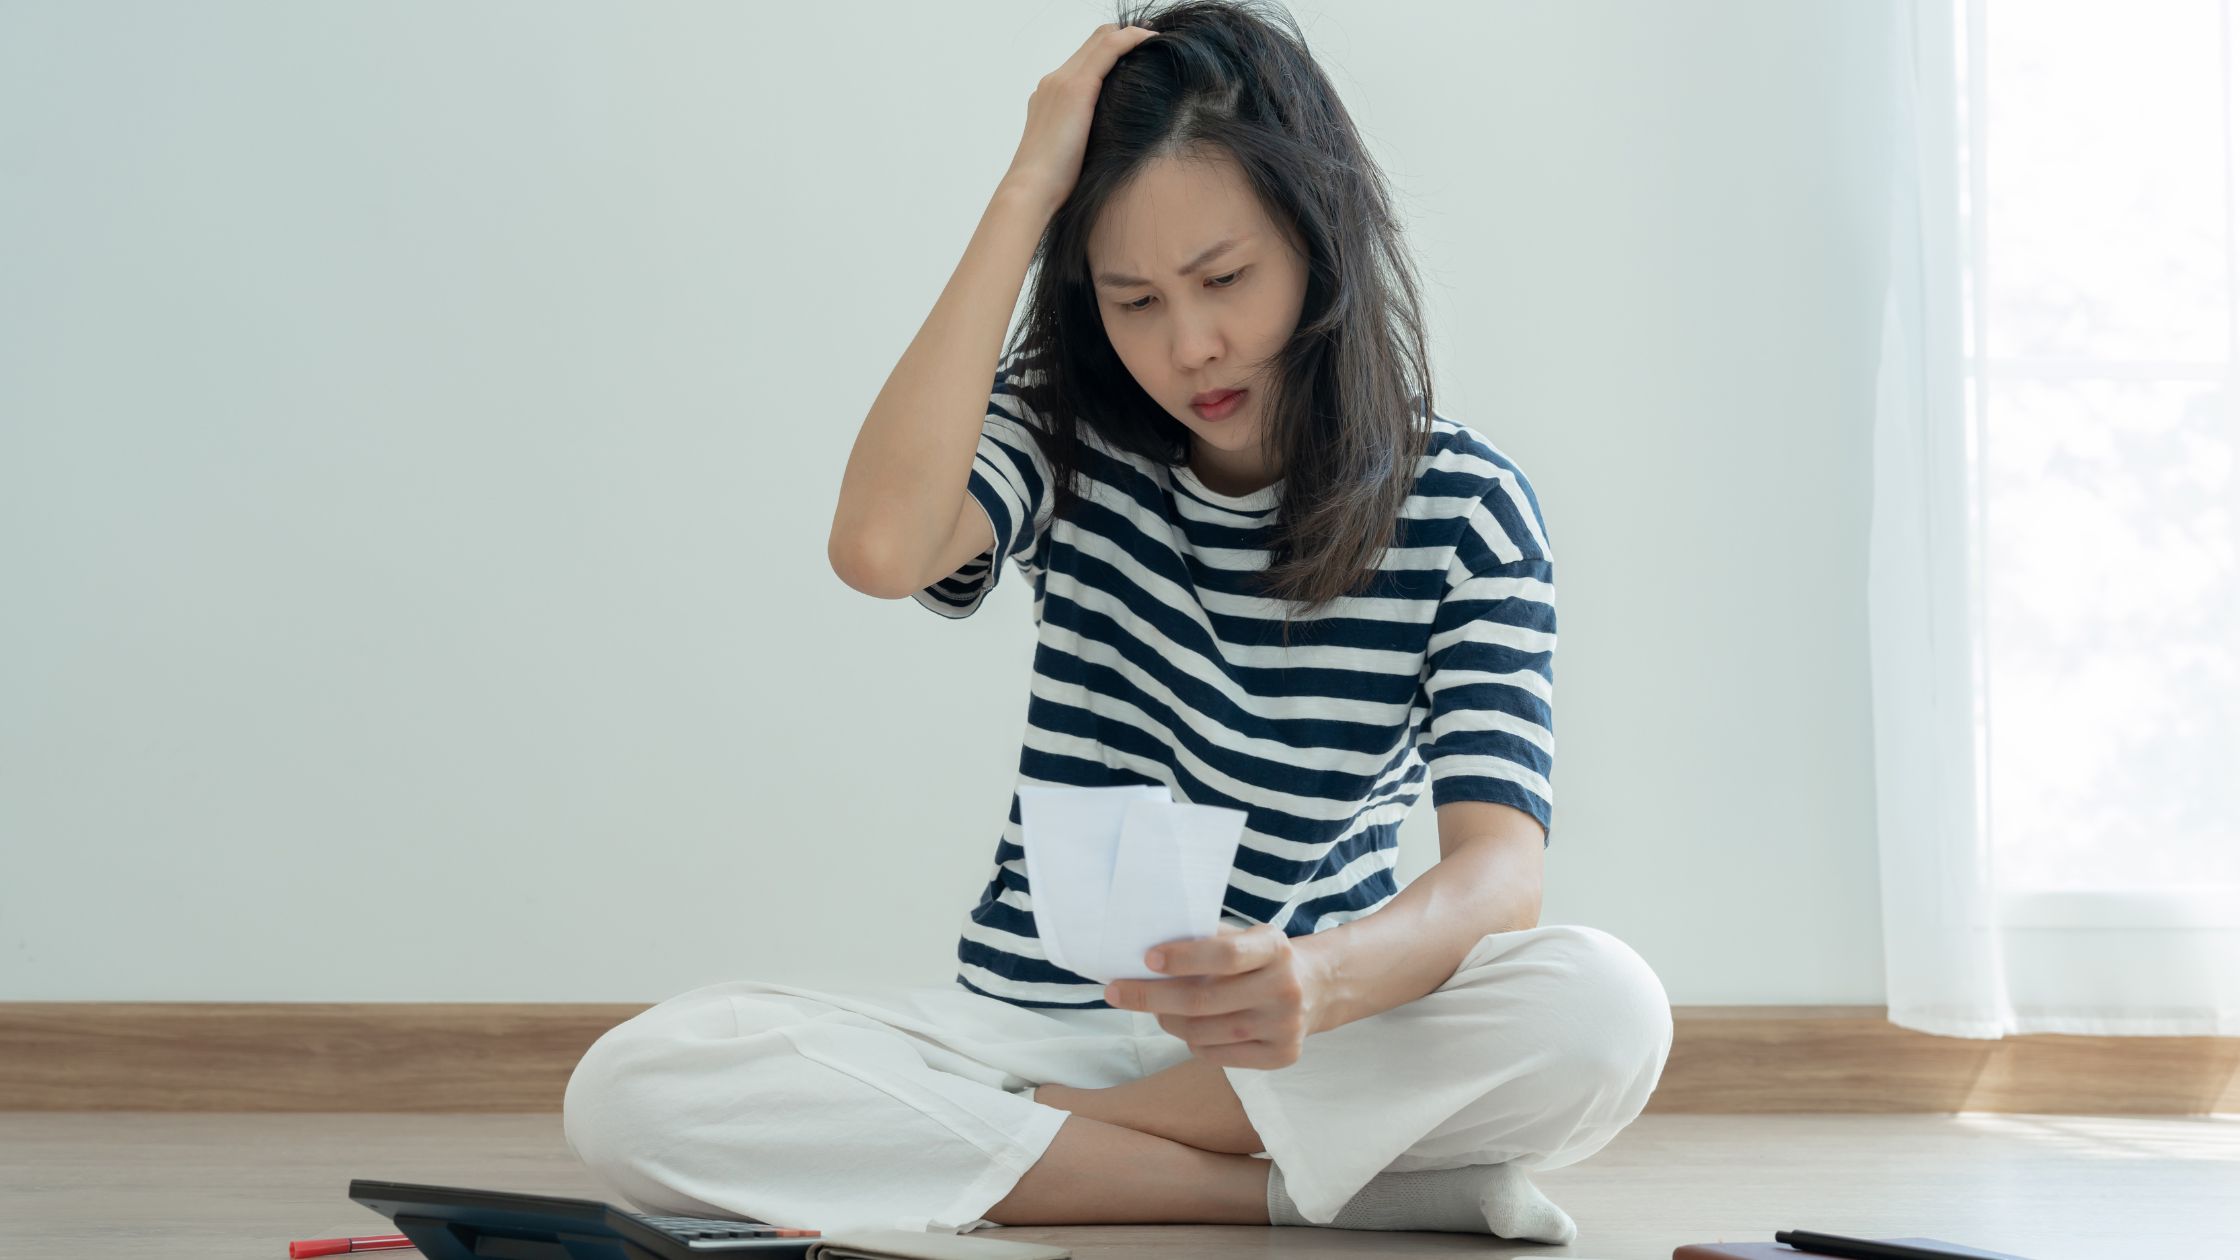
288, 1233, 414, 1257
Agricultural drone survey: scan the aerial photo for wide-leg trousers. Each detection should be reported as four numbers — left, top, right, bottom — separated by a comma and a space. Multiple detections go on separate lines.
562, 923, 1673, 1235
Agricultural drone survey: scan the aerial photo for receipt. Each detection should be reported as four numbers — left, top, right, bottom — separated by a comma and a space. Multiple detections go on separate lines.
1016, 783, 1248, 982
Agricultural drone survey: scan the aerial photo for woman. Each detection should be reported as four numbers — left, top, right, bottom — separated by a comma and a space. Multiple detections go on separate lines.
564, 1, 1670, 1243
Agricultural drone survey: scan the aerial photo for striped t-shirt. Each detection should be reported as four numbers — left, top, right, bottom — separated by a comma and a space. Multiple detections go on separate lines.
914, 353, 1557, 1009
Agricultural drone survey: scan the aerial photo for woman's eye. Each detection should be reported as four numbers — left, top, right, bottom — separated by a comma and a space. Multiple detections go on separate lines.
1121, 270, 1242, 313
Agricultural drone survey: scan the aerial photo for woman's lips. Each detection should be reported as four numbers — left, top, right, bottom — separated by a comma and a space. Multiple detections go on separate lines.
1191, 389, 1247, 421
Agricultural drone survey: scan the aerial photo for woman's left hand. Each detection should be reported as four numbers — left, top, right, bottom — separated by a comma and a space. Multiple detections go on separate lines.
1103, 921, 1327, 1069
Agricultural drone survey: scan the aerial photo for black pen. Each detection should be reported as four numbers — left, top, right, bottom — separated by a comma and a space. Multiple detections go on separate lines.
1774, 1229, 2023, 1260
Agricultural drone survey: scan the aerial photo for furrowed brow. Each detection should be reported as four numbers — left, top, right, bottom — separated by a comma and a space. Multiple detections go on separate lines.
1094, 236, 1251, 289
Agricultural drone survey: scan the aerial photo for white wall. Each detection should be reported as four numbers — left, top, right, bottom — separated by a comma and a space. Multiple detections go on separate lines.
0, 0, 1896, 1004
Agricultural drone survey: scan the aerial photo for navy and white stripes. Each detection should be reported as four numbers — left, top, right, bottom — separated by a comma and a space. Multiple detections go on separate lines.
914, 354, 1557, 1009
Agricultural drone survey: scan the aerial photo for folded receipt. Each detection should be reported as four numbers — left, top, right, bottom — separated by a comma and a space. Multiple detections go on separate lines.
1016, 783, 1248, 983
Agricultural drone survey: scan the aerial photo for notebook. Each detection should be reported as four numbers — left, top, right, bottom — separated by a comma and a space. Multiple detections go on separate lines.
806, 1229, 1069, 1260
1672, 1240, 2036, 1260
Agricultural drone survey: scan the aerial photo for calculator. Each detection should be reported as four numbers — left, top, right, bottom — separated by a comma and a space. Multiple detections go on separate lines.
347, 1178, 824, 1259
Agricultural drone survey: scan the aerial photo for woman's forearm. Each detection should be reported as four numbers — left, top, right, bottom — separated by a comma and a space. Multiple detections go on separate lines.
1293, 834, 1544, 1034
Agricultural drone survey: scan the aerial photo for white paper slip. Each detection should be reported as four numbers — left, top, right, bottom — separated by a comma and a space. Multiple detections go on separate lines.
1016, 783, 1248, 983
1016, 784, 1167, 975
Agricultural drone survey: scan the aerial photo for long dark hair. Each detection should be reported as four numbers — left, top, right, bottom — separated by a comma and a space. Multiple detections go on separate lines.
1004, 0, 1436, 644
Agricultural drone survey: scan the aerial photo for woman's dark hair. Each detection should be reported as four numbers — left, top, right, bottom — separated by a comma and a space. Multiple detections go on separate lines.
1004, 0, 1435, 644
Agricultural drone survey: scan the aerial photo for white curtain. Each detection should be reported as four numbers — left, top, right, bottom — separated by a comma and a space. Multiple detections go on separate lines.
1868, 0, 2240, 1038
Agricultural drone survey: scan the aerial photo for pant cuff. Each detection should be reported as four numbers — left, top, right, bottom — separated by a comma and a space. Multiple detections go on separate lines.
911, 1099, 1071, 1233
1222, 1063, 1351, 1224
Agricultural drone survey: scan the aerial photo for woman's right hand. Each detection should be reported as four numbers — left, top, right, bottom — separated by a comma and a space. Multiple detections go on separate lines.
1000, 23, 1161, 215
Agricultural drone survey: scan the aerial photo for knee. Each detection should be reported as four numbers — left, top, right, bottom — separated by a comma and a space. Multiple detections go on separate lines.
562, 989, 840, 1209
1529, 925, 1674, 1097
562, 1013, 671, 1185
563, 1001, 768, 1211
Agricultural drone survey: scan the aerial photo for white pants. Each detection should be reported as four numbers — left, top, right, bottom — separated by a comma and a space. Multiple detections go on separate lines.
562, 923, 1673, 1235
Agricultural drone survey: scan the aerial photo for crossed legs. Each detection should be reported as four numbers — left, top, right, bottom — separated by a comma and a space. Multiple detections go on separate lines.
984, 1056, 1272, 1225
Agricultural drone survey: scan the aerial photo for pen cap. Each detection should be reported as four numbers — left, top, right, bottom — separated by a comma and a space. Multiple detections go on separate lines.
289, 1241, 352, 1258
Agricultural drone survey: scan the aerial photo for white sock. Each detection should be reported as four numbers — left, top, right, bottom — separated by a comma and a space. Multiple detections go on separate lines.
1265, 1159, 1577, 1244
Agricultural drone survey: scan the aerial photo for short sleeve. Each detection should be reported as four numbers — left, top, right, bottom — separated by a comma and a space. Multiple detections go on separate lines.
910, 352, 1057, 619
1415, 476, 1557, 841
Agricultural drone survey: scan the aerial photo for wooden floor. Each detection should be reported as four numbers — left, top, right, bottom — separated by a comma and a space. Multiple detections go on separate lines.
1, 1112, 2231, 1259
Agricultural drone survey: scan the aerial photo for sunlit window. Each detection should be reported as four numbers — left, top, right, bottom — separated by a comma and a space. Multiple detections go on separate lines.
1966, 0, 2240, 894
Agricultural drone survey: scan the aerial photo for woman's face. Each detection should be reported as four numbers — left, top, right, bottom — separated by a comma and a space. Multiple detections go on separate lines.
1086, 152, 1309, 488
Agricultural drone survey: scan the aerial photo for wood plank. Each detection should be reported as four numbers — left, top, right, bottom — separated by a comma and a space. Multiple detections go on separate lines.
2, 1003, 2234, 1113
7, 1112, 2238, 1258
0, 1002, 643, 1112
1650, 1006, 2240, 1112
